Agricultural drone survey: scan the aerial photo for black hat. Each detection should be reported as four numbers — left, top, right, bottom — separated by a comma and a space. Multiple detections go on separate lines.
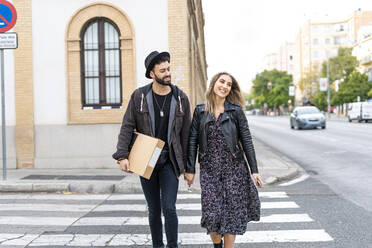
145, 51, 170, 79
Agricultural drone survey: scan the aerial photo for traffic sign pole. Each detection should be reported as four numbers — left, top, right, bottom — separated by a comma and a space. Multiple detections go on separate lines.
1, 48, 6, 180
0, 0, 17, 180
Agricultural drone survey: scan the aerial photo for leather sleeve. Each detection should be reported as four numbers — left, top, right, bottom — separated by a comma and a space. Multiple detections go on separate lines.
112, 92, 137, 160
236, 107, 259, 174
186, 106, 200, 174
180, 94, 192, 170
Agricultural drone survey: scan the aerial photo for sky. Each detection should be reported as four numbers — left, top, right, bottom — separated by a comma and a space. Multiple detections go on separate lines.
202, 0, 372, 93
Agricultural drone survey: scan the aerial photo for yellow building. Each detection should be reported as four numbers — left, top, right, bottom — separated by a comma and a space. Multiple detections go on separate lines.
2, 0, 207, 169
295, 10, 372, 102
353, 33, 372, 80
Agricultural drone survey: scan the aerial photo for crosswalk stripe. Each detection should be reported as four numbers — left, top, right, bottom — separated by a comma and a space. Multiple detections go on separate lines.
0, 216, 78, 226
72, 214, 313, 226
258, 191, 289, 198
0, 194, 109, 200
93, 202, 299, 211
0, 233, 39, 246
0, 192, 288, 201
0, 191, 334, 246
107, 192, 289, 200
0, 214, 313, 226
0, 204, 96, 212
0, 201, 298, 212
7, 230, 332, 246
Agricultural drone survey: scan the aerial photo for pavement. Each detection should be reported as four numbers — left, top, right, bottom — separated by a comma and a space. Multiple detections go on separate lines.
0, 139, 302, 194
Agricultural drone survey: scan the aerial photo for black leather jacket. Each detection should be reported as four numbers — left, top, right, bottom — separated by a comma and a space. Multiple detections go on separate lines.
186, 101, 258, 174
112, 83, 191, 177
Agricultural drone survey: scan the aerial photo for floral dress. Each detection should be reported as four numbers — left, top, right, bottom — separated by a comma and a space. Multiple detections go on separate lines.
199, 115, 260, 235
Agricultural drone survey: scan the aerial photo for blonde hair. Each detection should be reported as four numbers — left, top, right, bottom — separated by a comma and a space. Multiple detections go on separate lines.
205, 72, 245, 114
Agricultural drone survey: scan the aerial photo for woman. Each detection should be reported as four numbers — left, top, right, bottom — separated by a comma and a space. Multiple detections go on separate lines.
184, 72, 263, 248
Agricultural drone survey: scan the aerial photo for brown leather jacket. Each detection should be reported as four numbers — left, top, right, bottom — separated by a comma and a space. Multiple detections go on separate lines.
112, 83, 191, 177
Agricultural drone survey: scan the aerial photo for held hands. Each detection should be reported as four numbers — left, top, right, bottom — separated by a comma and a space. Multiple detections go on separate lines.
184, 173, 195, 187
252, 173, 264, 188
119, 159, 133, 173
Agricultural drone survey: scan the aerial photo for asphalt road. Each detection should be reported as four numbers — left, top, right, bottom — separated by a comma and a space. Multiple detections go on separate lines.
247, 115, 372, 212
1, 179, 372, 247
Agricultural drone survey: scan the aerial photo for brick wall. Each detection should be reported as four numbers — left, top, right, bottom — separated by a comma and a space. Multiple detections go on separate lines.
13, 0, 35, 168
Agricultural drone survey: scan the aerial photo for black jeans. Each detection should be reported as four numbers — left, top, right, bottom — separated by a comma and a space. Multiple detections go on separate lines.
140, 162, 179, 248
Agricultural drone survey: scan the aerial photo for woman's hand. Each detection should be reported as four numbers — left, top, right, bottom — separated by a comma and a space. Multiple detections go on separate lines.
252, 173, 264, 188
184, 173, 195, 187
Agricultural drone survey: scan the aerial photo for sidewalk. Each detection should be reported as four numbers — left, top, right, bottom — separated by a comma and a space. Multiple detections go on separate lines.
0, 139, 302, 194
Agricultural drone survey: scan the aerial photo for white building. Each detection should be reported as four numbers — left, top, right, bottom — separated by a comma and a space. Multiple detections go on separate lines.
1, 0, 207, 169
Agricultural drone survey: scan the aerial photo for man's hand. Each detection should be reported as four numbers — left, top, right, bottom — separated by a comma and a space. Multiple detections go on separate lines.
184, 173, 195, 187
119, 159, 133, 173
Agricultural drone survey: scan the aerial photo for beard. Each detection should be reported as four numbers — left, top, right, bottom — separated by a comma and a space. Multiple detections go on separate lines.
154, 73, 171, 86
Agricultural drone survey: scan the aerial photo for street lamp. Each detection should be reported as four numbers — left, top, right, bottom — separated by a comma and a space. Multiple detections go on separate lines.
327, 58, 331, 118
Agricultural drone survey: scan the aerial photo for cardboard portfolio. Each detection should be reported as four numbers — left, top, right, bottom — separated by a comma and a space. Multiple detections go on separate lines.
128, 132, 165, 179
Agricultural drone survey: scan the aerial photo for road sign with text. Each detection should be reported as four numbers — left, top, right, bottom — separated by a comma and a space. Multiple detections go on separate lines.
0, 32, 17, 49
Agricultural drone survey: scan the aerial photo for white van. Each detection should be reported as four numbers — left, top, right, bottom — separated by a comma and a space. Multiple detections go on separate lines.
348, 102, 372, 122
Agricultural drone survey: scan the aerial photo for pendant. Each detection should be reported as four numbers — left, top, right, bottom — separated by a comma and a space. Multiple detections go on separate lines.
160, 111, 164, 117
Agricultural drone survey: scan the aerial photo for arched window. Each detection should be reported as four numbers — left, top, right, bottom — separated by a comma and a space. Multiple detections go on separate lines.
80, 18, 122, 107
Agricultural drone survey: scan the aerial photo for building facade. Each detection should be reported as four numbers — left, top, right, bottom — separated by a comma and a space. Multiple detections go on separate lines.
294, 10, 372, 101
2, 0, 207, 169
352, 28, 372, 81
263, 42, 295, 76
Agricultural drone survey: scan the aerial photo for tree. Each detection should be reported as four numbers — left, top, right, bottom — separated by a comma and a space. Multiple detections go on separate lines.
299, 64, 321, 100
368, 88, 372, 99
252, 69, 294, 111
321, 47, 359, 83
312, 90, 336, 111
336, 71, 372, 104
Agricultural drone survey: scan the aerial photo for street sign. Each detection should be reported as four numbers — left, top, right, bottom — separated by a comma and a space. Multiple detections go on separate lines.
0, 32, 17, 49
319, 78, 328, 92
0, 0, 17, 33
289, 85, 295, 96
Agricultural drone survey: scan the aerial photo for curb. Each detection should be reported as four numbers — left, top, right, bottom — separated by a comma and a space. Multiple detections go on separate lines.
264, 167, 299, 185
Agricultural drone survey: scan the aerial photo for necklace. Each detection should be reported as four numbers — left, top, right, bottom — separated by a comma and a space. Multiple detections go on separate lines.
153, 92, 169, 117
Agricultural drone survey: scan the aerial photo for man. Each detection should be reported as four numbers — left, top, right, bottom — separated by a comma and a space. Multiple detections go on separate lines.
113, 51, 194, 248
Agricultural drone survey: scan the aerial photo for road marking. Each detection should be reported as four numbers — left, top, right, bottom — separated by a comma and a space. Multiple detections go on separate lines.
0, 192, 334, 246
16, 230, 332, 246
279, 174, 310, 186
0, 194, 109, 200
107, 192, 288, 200
0, 233, 39, 246
0, 216, 78, 226
0, 204, 95, 212
0, 192, 288, 201
0, 201, 299, 212
72, 214, 313, 226
93, 201, 299, 211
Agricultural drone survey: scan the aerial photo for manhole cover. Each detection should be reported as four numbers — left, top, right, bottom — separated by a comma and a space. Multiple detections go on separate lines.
21, 175, 125, 181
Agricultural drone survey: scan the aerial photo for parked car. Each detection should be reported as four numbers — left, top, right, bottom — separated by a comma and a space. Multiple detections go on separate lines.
245, 110, 254, 115
290, 106, 326, 130
347, 102, 372, 123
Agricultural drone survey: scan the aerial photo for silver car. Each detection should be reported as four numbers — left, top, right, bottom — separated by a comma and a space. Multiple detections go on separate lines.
290, 106, 326, 129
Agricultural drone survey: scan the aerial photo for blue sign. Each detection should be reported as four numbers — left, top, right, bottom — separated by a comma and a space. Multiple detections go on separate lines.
0, 0, 17, 33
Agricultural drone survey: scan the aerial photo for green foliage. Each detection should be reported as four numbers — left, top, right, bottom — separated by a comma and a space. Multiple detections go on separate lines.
335, 71, 372, 104
252, 69, 294, 109
321, 47, 359, 82
368, 88, 372, 98
299, 64, 321, 99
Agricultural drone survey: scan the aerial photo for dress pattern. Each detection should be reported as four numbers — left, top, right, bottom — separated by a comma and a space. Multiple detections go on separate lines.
199, 115, 261, 235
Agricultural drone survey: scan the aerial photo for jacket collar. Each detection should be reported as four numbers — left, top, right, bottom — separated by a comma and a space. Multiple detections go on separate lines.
204, 101, 235, 124
142, 82, 179, 100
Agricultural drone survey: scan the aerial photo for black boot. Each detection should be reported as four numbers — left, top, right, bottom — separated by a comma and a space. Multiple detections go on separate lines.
213, 240, 223, 248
